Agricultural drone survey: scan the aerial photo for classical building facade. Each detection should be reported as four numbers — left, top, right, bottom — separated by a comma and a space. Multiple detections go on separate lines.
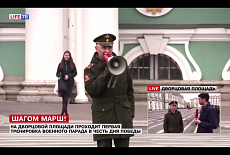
0, 8, 230, 106
147, 93, 186, 110
191, 94, 221, 108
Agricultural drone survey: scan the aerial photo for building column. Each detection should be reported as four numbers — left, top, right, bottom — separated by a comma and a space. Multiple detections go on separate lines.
152, 100, 155, 110
0, 65, 6, 99
165, 102, 169, 109
17, 8, 66, 102
25, 8, 64, 81
73, 8, 118, 103
155, 93, 159, 110
151, 93, 155, 110
148, 100, 151, 110
159, 94, 162, 110
74, 8, 88, 103
0, 65, 3, 82
155, 101, 158, 110
159, 101, 162, 110
81, 8, 119, 70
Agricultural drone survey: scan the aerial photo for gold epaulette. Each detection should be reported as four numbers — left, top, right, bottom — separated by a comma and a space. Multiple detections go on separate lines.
85, 63, 93, 70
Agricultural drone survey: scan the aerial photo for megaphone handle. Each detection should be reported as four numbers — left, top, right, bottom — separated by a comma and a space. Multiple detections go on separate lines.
111, 76, 118, 89
107, 75, 118, 89
107, 75, 113, 88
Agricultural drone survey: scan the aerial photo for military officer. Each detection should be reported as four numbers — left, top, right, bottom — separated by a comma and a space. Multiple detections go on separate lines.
84, 33, 135, 147
163, 101, 184, 133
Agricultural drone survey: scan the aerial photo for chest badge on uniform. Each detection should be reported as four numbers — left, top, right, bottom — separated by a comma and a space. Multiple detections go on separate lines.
85, 63, 93, 70
164, 112, 168, 120
84, 73, 90, 82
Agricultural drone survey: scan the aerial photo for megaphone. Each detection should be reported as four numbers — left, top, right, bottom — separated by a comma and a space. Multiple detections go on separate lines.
103, 53, 127, 75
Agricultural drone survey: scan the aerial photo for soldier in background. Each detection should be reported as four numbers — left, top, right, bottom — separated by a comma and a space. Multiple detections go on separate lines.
163, 101, 184, 133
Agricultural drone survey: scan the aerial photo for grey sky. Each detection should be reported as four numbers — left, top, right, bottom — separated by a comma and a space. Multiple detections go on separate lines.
180, 93, 220, 102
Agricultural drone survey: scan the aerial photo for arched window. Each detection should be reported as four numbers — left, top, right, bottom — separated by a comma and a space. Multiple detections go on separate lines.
129, 53, 183, 80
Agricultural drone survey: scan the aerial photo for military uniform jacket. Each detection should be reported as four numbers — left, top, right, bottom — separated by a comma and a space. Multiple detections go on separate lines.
84, 52, 135, 141
197, 102, 218, 133
163, 109, 184, 133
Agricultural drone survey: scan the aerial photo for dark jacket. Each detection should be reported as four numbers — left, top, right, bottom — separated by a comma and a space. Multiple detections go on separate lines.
84, 52, 135, 141
197, 102, 218, 133
56, 61, 77, 86
163, 109, 184, 133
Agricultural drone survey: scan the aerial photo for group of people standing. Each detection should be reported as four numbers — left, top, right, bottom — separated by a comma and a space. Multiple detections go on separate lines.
54, 33, 220, 147
56, 33, 135, 147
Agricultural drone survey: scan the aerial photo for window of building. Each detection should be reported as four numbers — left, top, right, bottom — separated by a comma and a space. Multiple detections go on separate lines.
129, 53, 183, 80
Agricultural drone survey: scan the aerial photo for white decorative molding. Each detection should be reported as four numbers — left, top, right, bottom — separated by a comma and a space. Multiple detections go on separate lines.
123, 44, 194, 80
137, 35, 169, 55
164, 46, 193, 80
163, 46, 194, 80
159, 38, 169, 54
119, 28, 230, 42
222, 58, 230, 80
138, 38, 149, 54
184, 42, 202, 80
144, 35, 161, 54
124, 45, 143, 65
144, 35, 167, 55
195, 28, 227, 34
0, 28, 25, 42
135, 8, 173, 17
120, 28, 230, 80
119, 40, 139, 56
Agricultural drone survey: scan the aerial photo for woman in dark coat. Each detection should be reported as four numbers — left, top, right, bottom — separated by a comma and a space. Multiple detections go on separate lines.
56, 51, 77, 115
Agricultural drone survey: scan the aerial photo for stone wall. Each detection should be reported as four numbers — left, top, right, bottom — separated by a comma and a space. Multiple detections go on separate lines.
0, 80, 229, 106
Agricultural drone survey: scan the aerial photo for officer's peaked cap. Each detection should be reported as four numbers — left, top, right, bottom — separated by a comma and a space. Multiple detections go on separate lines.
169, 101, 178, 106
93, 33, 116, 47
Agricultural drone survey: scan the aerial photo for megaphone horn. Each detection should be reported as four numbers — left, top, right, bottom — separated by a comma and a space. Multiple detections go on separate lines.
103, 53, 113, 63
103, 53, 127, 76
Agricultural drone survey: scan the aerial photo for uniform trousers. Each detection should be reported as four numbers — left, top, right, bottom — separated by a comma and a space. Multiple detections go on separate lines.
97, 137, 130, 147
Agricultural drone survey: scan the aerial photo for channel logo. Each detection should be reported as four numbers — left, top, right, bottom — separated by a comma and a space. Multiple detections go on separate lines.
9, 14, 29, 20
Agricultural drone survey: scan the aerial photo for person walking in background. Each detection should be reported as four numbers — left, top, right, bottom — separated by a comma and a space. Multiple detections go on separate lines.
56, 51, 77, 115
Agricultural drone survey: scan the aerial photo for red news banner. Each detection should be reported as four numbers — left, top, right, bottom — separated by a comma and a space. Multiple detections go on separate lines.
148, 86, 160, 91
9, 115, 69, 123
148, 86, 217, 92
9, 115, 142, 134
